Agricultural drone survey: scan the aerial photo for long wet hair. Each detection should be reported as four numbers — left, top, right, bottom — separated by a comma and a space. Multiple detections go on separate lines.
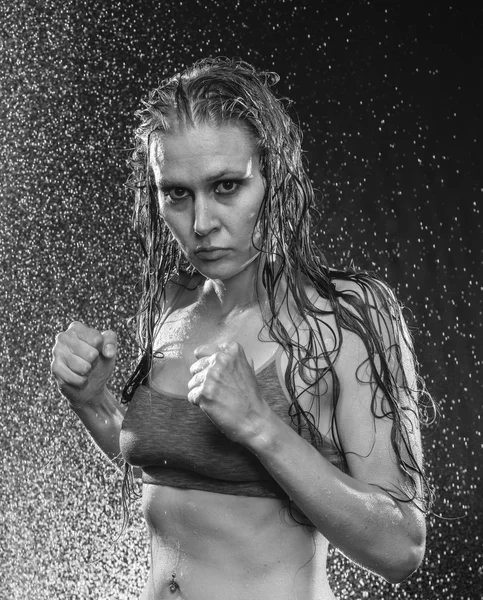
121, 57, 435, 520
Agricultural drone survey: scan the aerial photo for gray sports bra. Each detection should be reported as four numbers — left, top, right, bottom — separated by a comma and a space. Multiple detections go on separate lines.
120, 344, 346, 498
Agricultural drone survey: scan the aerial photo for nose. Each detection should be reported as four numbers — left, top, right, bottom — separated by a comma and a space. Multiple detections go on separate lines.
193, 194, 219, 237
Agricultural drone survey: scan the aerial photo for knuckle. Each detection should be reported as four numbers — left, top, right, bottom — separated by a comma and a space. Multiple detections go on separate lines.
224, 340, 239, 353
55, 330, 69, 347
211, 365, 223, 381
79, 361, 92, 376
85, 347, 99, 363
216, 352, 230, 366
204, 379, 217, 396
77, 375, 89, 389
92, 333, 104, 348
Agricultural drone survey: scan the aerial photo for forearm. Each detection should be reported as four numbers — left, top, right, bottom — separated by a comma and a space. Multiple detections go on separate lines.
248, 413, 425, 583
69, 387, 126, 470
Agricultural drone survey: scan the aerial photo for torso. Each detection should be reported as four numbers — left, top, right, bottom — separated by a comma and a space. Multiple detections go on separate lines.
137, 276, 339, 599
140, 486, 335, 600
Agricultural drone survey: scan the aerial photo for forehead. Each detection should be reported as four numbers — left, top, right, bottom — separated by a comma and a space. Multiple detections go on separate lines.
149, 123, 257, 182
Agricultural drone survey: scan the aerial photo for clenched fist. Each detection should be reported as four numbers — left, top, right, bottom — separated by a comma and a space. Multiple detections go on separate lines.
51, 321, 117, 408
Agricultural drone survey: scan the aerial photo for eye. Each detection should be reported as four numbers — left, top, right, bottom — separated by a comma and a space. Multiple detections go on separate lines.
164, 187, 190, 202
215, 181, 240, 195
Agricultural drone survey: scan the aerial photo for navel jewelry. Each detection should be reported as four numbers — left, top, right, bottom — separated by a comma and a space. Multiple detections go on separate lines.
169, 572, 179, 592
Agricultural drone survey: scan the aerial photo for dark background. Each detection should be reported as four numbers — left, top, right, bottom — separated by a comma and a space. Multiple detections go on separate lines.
1, 1, 481, 598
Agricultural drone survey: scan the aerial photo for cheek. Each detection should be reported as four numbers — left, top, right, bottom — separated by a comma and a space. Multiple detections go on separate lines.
248, 184, 265, 237
158, 197, 184, 234
159, 207, 182, 241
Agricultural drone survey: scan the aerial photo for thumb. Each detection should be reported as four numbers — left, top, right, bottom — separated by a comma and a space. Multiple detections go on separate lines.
101, 330, 117, 359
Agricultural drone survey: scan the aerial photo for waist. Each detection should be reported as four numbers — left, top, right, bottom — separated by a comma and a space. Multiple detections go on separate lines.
141, 483, 334, 600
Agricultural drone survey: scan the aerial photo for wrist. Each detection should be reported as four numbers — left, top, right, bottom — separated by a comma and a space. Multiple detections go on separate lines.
68, 386, 112, 415
243, 408, 281, 456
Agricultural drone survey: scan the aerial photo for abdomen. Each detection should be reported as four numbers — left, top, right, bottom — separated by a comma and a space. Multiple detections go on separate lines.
140, 483, 335, 600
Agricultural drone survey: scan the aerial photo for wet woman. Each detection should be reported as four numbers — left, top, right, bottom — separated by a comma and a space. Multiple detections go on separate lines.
51, 58, 433, 600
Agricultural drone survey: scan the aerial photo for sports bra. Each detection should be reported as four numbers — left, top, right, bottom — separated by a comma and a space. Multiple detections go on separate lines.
120, 345, 346, 499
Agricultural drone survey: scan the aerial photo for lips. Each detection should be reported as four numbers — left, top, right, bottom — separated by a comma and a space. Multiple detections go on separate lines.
194, 247, 229, 260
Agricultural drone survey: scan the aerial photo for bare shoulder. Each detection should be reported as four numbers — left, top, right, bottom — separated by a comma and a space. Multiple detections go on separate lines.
302, 272, 416, 392
302, 271, 397, 311
300, 273, 398, 336
329, 272, 419, 415
332, 272, 397, 308
331, 273, 407, 349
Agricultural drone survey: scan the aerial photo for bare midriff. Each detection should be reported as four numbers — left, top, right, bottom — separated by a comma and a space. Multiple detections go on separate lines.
139, 484, 336, 600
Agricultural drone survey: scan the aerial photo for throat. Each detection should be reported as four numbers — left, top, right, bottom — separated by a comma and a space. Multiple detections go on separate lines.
199, 253, 267, 313
201, 277, 262, 318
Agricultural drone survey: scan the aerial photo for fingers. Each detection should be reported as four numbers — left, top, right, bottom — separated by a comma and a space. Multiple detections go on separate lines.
187, 367, 206, 392
191, 340, 253, 378
62, 322, 117, 359
52, 321, 116, 388
53, 358, 91, 389
193, 340, 241, 359
191, 341, 235, 376
187, 389, 200, 407
67, 321, 104, 349
189, 356, 212, 376
193, 343, 222, 360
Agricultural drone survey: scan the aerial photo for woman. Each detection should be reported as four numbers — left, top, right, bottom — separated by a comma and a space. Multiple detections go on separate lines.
51, 58, 433, 600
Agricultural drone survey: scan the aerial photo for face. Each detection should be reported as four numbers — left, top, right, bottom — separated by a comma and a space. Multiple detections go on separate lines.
150, 123, 265, 281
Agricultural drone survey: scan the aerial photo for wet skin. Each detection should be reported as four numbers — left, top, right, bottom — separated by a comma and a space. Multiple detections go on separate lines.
150, 122, 265, 284
137, 124, 337, 599
138, 287, 337, 600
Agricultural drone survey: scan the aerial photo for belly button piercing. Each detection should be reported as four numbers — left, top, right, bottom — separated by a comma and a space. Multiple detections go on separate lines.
169, 572, 179, 592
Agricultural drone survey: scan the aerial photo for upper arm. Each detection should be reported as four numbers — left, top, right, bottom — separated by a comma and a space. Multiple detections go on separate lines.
332, 278, 424, 502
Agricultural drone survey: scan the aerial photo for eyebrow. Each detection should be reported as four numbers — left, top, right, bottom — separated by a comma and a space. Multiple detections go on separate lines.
160, 169, 252, 188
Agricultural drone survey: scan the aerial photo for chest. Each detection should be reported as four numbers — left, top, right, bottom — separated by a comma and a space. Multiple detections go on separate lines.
150, 303, 279, 396
149, 302, 337, 439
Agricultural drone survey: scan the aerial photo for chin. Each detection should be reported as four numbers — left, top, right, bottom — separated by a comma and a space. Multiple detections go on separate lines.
195, 258, 258, 282
196, 266, 239, 282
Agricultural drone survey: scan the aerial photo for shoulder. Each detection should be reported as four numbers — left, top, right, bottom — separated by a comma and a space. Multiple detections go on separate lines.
302, 270, 416, 383
331, 271, 398, 312
313, 271, 406, 344
300, 269, 397, 309
331, 272, 417, 396
300, 270, 401, 333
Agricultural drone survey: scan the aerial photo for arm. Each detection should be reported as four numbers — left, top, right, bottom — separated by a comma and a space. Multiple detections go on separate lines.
188, 284, 426, 583
51, 321, 129, 472
69, 386, 127, 470
251, 279, 425, 582
246, 325, 425, 583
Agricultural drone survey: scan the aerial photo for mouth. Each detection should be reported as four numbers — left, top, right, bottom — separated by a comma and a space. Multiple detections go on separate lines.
194, 246, 229, 260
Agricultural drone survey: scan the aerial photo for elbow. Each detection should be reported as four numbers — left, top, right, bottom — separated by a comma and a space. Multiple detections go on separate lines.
384, 542, 425, 584
381, 528, 426, 584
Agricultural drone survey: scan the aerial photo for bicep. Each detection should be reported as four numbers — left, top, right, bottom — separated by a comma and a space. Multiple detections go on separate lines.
335, 327, 423, 500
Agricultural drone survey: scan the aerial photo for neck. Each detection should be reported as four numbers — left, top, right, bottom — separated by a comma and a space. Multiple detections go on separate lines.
200, 255, 267, 315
